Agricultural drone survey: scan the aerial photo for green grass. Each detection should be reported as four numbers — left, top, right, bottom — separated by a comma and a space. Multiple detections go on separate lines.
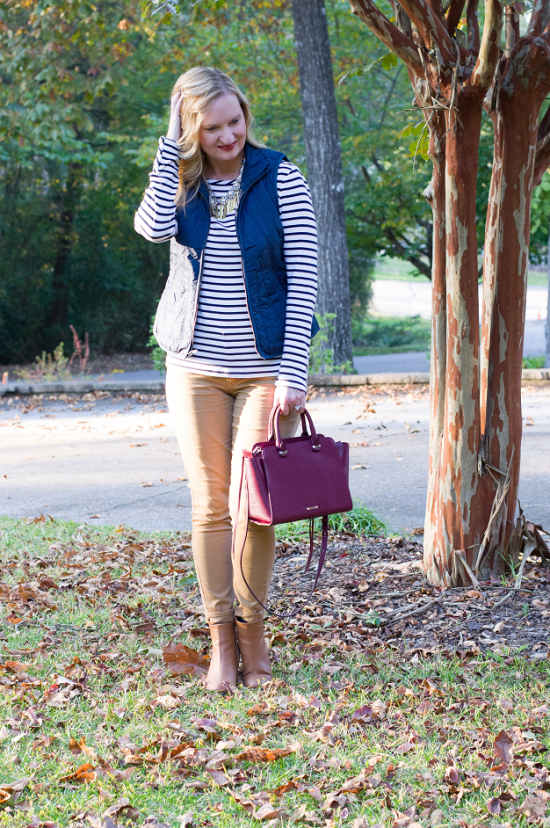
371, 258, 430, 282
523, 355, 546, 369
373, 256, 549, 286
526, 270, 549, 286
352, 315, 431, 356
0, 516, 548, 827
275, 502, 388, 544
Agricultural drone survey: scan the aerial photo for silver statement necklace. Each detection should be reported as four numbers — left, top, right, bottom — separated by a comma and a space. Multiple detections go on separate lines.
206, 154, 245, 220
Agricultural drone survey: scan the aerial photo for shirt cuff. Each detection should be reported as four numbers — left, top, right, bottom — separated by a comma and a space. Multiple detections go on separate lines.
275, 377, 308, 393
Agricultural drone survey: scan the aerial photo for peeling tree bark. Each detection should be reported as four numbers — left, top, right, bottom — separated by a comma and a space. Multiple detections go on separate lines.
423, 110, 447, 575
478, 34, 550, 577
349, 0, 550, 586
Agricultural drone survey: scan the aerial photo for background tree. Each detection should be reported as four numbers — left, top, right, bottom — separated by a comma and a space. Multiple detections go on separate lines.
349, 0, 550, 586
291, 0, 353, 366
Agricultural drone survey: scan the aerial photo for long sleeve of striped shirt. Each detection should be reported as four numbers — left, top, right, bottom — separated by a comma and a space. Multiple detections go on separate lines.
274, 163, 317, 390
134, 139, 318, 392
134, 136, 179, 242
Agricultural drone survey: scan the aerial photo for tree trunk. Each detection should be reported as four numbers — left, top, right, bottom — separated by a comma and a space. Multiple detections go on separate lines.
476, 34, 550, 576
291, 0, 353, 367
425, 97, 491, 586
348, 0, 550, 586
50, 162, 81, 332
423, 110, 447, 578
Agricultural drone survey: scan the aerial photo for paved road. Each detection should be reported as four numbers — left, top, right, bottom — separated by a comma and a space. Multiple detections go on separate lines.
1, 386, 549, 534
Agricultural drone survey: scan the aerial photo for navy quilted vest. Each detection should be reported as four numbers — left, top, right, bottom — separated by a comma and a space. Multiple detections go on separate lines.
153, 142, 319, 360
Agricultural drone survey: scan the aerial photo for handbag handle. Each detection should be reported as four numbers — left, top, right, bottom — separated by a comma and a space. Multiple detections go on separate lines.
268, 404, 321, 457
267, 404, 309, 441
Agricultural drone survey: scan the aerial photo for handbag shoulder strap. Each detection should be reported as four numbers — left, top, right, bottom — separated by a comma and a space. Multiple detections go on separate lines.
233, 457, 329, 620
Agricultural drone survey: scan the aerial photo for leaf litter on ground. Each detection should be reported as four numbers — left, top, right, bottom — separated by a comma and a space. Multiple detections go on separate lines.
0, 510, 548, 827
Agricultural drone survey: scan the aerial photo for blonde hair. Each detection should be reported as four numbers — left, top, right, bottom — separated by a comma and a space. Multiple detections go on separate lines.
172, 67, 263, 208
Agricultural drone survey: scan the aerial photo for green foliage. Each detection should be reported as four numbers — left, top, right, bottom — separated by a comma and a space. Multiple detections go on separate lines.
309, 313, 336, 375
352, 315, 431, 355
309, 313, 355, 375
148, 315, 167, 373
15, 343, 72, 382
523, 355, 545, 369
337, 50, 397, 84
0, 0, 493, 364
530, 170, 550, 264
398, 121, 430, 163
275, 500, 388, 543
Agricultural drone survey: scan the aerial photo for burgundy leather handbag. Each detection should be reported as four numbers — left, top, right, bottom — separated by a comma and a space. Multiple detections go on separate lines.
233, 404, 352, 617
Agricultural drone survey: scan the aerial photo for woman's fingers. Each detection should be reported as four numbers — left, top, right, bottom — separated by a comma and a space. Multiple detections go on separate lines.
273, 387, 306, 415
167, 92, 183, 142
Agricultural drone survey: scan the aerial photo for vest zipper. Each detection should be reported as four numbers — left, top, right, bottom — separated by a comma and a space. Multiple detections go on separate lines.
187, 247, 204, 358
235, 203, 262, 358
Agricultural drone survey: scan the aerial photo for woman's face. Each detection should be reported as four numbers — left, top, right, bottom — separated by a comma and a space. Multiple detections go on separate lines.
199, 93, 247, 167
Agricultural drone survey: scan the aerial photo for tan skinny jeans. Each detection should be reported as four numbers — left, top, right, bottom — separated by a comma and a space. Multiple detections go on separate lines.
165, 367, 299, 624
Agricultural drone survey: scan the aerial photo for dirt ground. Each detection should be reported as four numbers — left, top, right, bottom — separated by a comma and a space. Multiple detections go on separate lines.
267, 532, 550, 661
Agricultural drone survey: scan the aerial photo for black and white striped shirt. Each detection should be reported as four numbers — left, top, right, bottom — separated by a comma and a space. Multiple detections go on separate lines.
134, 137, 317, 391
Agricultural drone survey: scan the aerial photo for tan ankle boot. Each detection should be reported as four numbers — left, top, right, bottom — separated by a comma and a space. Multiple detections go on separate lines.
205, 621, 238, 692
235, 618, 272, 687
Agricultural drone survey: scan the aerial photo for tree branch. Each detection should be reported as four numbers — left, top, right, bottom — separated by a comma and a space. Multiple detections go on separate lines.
446, 0, 466, 35
504, 6, 520, 58
381, 225, 433, 278
470, 0, 503, 93
466, 0, 480, 53
528, 0, 550, 38
397, 0, 457, 63
348, 0, 426, 77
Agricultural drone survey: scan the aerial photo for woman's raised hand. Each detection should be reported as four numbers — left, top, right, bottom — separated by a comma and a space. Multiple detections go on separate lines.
166, 91, 183, 143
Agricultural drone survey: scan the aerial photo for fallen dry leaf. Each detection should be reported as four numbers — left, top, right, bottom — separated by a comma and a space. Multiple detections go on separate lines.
494, 729, 514, 766
396, 742, 416, 754
0, 776, 31, 804
103, 796, 140, 820
340, 769, 370, 793
487, 797, 501, 815
516, 792, 548, 822
234, 746, 294, 763
206, 769, 230, 786
69, 736, 95, 758
162, 643, 209, 676
1, 660, 30, 673
155, 694, 181, 710
254, 803, 285, 820
59, 763, 97, 784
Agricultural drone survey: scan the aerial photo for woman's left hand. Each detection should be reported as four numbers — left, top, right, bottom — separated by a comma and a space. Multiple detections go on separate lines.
273, 385, 306, 416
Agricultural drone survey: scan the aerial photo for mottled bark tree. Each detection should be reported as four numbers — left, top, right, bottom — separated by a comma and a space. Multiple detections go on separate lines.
292, 0, 353, 367
348, 0, 550, 585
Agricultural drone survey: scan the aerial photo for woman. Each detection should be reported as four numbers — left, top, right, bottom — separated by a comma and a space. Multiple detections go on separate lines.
135, 67, 318, 691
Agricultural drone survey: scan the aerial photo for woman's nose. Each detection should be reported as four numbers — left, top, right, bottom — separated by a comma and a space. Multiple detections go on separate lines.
219, 127, 235, 144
